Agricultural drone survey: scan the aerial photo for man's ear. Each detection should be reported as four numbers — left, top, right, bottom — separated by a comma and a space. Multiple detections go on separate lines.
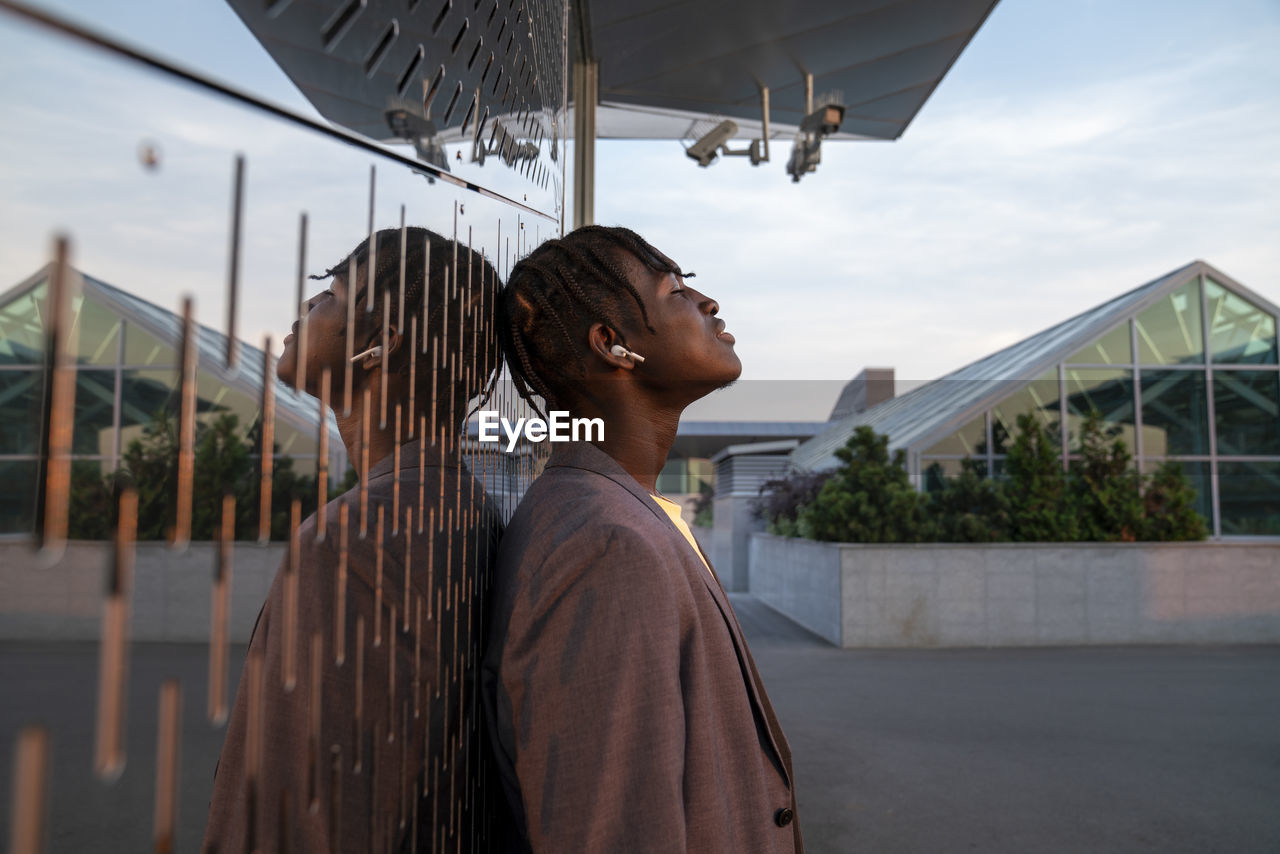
353, 329, 403, 372
588, 322, 637, 371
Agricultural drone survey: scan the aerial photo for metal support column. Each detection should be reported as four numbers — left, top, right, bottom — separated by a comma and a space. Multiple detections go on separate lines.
572, 59, 597, 229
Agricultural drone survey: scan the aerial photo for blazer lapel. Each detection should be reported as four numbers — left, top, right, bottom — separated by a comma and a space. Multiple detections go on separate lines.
546, 442, 793, 787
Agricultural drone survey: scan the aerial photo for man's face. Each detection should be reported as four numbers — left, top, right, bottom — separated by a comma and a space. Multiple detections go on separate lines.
625, 260, 742, 400
277, 273, 366, 403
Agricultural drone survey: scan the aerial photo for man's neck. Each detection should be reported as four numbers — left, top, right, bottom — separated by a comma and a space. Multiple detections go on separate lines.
589, 398, 682, 494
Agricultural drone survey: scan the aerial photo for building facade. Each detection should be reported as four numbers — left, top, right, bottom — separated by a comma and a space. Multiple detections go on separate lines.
793, 261, 1279, 537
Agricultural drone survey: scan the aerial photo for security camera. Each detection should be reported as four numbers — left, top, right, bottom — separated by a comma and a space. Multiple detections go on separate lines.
799, 103, 845, 136
685, 119, 739, 167
786, 101, 844, 182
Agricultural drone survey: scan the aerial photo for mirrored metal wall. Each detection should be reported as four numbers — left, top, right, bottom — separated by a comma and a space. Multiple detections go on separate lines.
1, 1, 565, 850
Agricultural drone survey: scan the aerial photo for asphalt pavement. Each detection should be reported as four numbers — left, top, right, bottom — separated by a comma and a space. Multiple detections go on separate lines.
1, 597, 1277, 853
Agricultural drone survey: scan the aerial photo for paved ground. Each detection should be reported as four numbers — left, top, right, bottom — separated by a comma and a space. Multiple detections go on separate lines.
2, 598, 1278, 853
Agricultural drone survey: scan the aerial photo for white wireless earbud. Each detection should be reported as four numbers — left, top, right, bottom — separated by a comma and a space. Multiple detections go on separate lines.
609, 344, 646, 363
350, 345, 383, 363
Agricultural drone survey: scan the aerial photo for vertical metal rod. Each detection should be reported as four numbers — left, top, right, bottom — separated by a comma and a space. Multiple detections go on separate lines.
318, 366, 331, 541
403, 506, 413, 633
308, 631, 323, 814
172, 296, 197, 548
366, 165, 377, 313
374, 504, 385, 647
37, 236, 75, 556
226, 154, 244, 369
152, 680, 182, 854
760, 86, 771, 162
360, 386, 372, 537
417, 420, 427, 534
259, 337, 276, 543
9, 726, 50, 854
380, 288, 392, 429
804, 71, 814, 114
95, 486, 136, 780
408, 317, 418, 440
295, 213, 310, 395
344, 255, 357, 417
283, 497, 301, 691
209, 493, 235, 725
244, 651, 265, 852
397, 207, 407, 335
354, 613, 365, 773
335, 501, 349, 666
393, 404, 403, 534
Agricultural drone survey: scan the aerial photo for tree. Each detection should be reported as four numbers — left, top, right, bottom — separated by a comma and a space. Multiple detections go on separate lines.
928, 457, 1011, 542
798, 426, 931, 543
753, 470, 831, 537
68, 409, 321, 541
1140, 461, 1208, 541
1003, 413, 1077, 542
1070, 411, 1144, 542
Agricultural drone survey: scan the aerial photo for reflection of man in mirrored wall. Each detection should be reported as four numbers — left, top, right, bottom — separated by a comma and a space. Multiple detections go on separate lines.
203, 227, 508, 853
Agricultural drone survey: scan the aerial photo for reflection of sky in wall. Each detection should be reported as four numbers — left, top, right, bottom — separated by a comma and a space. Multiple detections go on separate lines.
2, 0, 1279, 426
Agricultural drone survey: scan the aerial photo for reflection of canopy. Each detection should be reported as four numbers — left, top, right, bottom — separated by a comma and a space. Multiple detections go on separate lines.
225, 0, 998, 142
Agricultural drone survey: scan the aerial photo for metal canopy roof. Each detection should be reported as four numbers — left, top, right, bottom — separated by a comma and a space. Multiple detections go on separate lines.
225, 0, 996, 144
580, 0, 999, 140
790, 260, 1279, 473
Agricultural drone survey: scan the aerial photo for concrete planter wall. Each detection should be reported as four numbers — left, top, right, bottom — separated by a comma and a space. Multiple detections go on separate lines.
1, 541, 285, 643
749, 533, 1280, 648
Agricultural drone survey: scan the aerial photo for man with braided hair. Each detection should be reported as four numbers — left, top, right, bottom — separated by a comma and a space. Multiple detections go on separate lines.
204, 226, 511, 853
482, 225, 803, 853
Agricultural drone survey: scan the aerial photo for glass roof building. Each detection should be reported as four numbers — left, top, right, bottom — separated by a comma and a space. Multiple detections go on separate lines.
0, 265, 347, 535
791, 261, 1280, 537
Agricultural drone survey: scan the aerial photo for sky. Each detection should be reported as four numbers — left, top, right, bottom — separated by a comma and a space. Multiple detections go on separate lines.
2, 0, 1278, 421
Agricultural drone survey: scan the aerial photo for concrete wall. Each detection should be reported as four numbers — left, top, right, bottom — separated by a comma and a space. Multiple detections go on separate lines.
0, 541, 285, 643
712, 495, 767, 592
750, 534, 1280, 647
749, 534, 842, 645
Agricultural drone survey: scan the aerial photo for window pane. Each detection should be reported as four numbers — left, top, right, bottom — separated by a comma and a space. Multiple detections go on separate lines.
196, 374, 260, 433
118, 369, 177, 451
992, 370, 1061, 454
122, 322, 176, 367
0, 282, 48, 364
1205, 279, 1278, 364
0, 370, 44, 454
1065, 368, 1136, 453
1067, 322, 1131, 365
923, 414, 986, 456
73, 369, 117, 456
1218, 461, 1280, 535
1176, 461, 1213, 524
0, 459, 39, 534
1213, 371, 1280, 455
1135, 280, 1203, 365
72, 295, 121, 366
657, 458, 687, 494
1139, 370, 1209, 456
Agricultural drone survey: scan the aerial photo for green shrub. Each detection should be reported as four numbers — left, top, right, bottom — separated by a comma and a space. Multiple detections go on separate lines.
927, 457, 1010, 542
797, 427, 931, 543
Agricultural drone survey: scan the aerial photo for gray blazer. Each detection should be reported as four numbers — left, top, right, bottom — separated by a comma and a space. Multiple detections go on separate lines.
483, 442, 802, 853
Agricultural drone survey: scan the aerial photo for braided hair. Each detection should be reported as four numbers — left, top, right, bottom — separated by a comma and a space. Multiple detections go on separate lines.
311, 226, 501, 424
498, 225, 691, 417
